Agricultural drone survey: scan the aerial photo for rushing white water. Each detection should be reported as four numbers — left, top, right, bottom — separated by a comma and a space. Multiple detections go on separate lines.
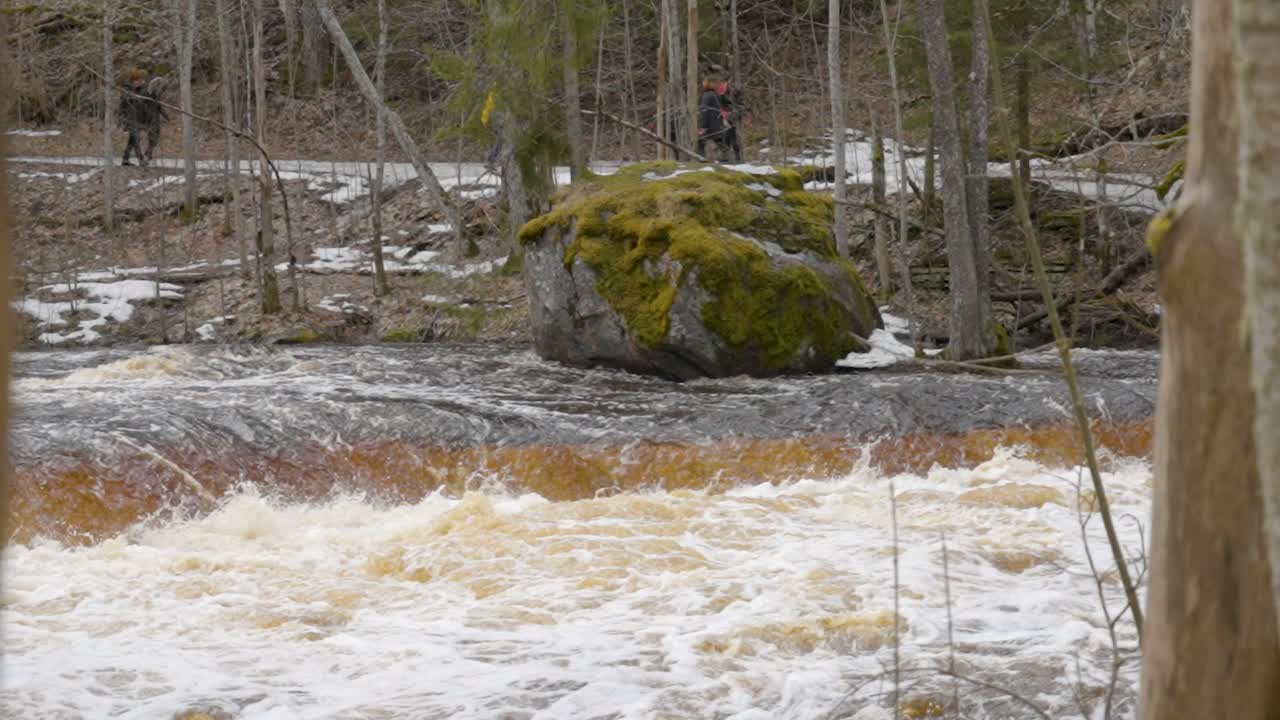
3, 447, 1149, 719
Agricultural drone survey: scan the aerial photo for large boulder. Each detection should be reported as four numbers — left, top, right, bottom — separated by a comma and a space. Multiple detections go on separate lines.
520, 162, 882, 379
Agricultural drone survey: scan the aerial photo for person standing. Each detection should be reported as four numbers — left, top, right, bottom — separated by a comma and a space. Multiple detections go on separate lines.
118, 68, 148, 166
139, 78, 169, 166
697, 78, 726, 161
716, 78, 744, 163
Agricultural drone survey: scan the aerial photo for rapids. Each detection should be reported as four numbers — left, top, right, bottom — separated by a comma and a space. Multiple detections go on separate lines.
3, 344, 1156, 719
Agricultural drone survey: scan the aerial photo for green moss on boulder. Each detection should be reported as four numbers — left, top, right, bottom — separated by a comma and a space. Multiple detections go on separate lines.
520, 162, 881, 379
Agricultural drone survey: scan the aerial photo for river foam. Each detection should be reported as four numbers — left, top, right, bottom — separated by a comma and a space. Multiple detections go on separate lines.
3, 447, 1148, 719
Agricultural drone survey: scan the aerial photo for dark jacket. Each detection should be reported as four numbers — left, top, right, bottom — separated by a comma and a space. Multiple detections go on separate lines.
119, 84, 167, 131
698, 89, 724, 136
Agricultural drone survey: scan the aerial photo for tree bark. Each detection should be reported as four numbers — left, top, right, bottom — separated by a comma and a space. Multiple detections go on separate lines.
560, 0, 585, 180
1235, 0, 1280, 645
298, 0, 330, 94
828, 0, 848, 256
664, 0, 687, 157
371, 0, 389, 296
880, 0, 920, 348
917, 0, 990, 360
215, 0, 249, 281
175, 0, 198, 222
686, 0, 699, 148
871, 109, 892, 297
968, 0, 992, 306
279, 0, 297, 95
312, 0, 465, 250
656, 7, 669, 160
252, 0, 282, 314
1016, 52, 1031, 197
101, 0, 114, 234
730, 0, 740, 82
1138, 0, 1280, 715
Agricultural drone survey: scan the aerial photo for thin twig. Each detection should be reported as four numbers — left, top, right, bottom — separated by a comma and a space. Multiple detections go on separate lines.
581, 109, 706, 161
890, 477, 901, 720
980, 0, 1144, 642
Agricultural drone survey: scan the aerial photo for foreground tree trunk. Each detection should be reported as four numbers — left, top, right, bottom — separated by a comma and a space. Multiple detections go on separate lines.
174, 0, 198, 222
917, 0, 992, 359
1138, 0, 1280, 715
828, 0, 847, 256
0, 39, 13, 543
1235, 0, 1280, 646
871, 110, 892, 297
312, 0, 465, 250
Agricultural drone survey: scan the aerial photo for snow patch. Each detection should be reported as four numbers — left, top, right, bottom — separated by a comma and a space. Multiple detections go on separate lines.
6, 129, 62, 137
14, 280, 183, 345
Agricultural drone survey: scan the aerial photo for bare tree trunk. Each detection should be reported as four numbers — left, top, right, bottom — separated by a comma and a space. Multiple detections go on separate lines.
879, 0, 920, 348
622, 0, 641, 159
253, 0, 282, 314
215, 0, 248, 281
656, 7, 669, 160
0, 53, 12, 542
730, 0, 739, 81
589, 25, 605, 164
298, 0, 329, 94
686, 0, 699, 148
1235, 0, 1280, 647
871, 109, 892, 297
371, 0, 389, 296
560, 0, 585, 180
174, 0, 197, 222
312, 0, 465, 250
1016, 52, 1031, 196
923, 113, 936, 223
967, 0, 993, 311
279, 0, 297, 96
101, 0, 114, 234
664, 0, 687, 157
828, 0, 848, 256
1138, 0, 1280, 715
917, 0, 990, 359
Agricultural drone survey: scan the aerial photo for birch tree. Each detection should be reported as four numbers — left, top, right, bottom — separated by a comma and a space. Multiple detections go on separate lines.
828, 0, 848, 256
312, 0, 466, 251
174, 0, 198, 222
1138, 0, 1280, 715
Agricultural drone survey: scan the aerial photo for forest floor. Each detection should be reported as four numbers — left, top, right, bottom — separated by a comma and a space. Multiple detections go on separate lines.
7, 135, 1165, 354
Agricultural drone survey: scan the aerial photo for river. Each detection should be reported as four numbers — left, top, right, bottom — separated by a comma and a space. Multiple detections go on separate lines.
3, 344, 1156, 719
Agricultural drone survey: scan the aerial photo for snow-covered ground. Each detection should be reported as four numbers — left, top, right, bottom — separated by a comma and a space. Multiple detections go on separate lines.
781, 129, 1166, 212
14, 279, 182, 345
